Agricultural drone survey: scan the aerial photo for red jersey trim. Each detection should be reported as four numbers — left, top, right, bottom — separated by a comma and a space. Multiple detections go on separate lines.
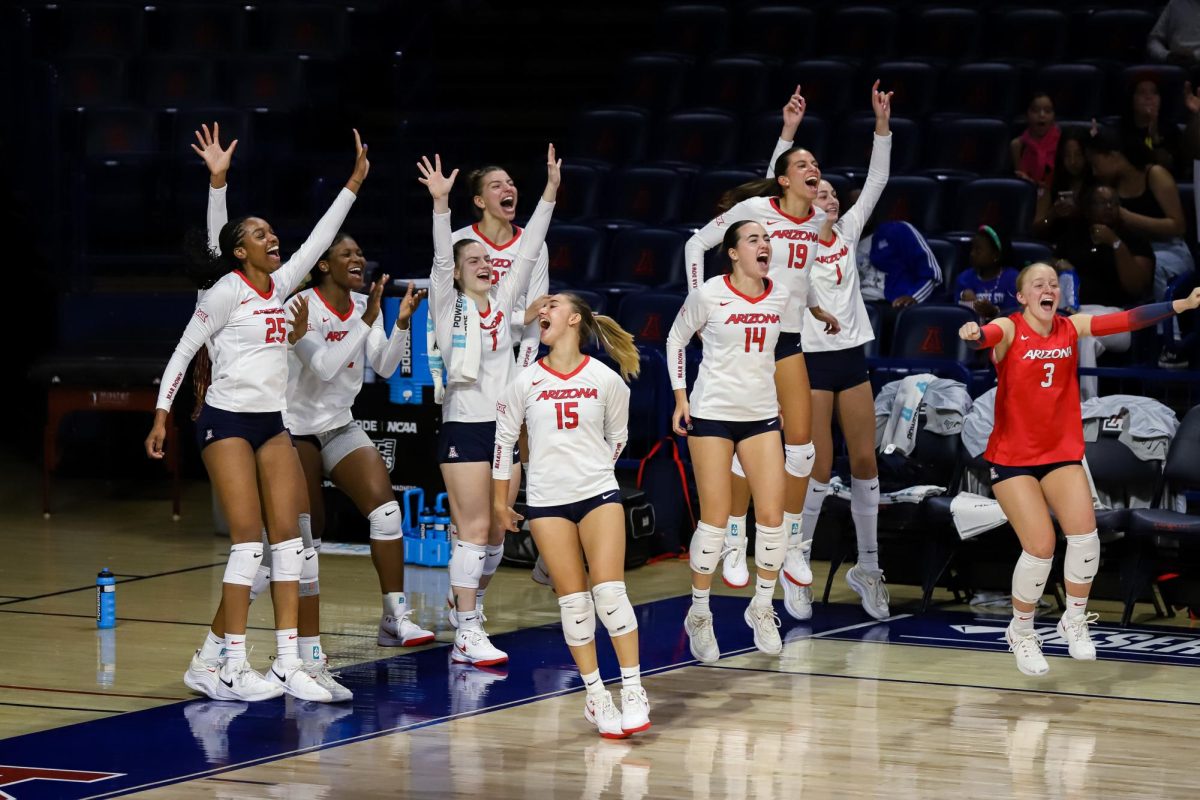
819, 232, 838, 247
724, 275, 773, 304
471, 223, 522, 251
313, 287, 355, 321
234, 270, 274, 300
538, 355, 590, 381
769, 197, 816, 225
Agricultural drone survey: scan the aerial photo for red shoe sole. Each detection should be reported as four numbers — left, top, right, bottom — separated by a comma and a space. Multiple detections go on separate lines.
622, 721, 652, 735
722, 576, 750, 589
600, 730, 631, 740
401, 634, 436, 646
783, 570, 811, 588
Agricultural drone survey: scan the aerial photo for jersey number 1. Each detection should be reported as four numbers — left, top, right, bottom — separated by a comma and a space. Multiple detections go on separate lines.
744, 326, 766, 352
555, 401, 579, 430
264, 317, 287, 344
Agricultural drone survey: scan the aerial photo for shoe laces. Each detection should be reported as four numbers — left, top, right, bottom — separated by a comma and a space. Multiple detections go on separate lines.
1063, 612, 1099, 638
621, 686, 647, 707
595, 691, 619, 718
750, 603, 782, 630
1008, 628, 1043, 657
689, 611, 716, 645
869, 571, 890, 605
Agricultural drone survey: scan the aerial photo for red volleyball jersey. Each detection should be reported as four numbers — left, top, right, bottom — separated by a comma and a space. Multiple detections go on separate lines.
985, 312, 1084, 466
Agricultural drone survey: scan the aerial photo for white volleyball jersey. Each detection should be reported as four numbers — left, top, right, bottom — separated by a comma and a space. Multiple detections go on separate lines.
667, 275, 790, 421
431, 199, 554, 423
803, 133, 892, 353
685, 196, 824, 333
284, 287, 408, 435
451, 223, 549, 369
493, 356, 629, 507
157, 188, 357, 413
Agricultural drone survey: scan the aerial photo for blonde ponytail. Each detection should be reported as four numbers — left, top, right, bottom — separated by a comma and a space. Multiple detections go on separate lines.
594, 314, 640, 381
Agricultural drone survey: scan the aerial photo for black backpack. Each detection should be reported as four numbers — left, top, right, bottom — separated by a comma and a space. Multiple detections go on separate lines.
636, 436, 698, 556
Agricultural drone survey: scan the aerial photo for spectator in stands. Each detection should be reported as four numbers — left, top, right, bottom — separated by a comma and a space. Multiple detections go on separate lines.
857, 215, 943, 350
1118, 77, 1198, 177
1033, 128, 1092, 240
1147, 0, 1200, 68
1010, 92, 1060, 188
955, 225, 1019, 320
1086, 128, 1194, 299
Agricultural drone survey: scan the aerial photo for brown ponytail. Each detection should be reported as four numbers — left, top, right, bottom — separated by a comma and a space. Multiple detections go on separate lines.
716, 145, 807, 213
563, 293, 641, 381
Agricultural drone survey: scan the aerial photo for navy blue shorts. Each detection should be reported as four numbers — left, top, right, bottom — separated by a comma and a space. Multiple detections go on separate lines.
987, 460, 1082, 484
774, 331, 804, 361
438, 421, 518, 465
526, 490, 622, 524
689, 416, 781, 443
194, 404, 288, 452
806, 344, 870, 393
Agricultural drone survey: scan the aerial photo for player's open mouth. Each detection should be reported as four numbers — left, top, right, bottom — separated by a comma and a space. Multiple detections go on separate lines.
500, 196, 516, 210
267, 245, 280, 261
1040, 298, 1054, 310
540, 319, 551, 330
348, 266, 363, 278
756, 253, 769, 266
804, 176, 819, 188
476, 268, 491, 280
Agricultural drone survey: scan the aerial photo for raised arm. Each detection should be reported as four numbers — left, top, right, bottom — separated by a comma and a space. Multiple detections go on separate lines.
418, 154, 461, 354
516, 247, 551, 369
840, 81, 893, 243
685, 202, 752, 293
275, 130, 369, 296
495, 144, 560, 319
368, 281, 425, 378
958, 316, 1015, 360
1072, 289, 1200, 338
765, 85, 806, 178
191, 122, 237, 253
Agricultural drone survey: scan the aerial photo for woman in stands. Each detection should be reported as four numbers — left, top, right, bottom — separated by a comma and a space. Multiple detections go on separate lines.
1009, 92, 1060, 187
959, 263, 1200, 676
1032, 128, 1092, 240
146, 130, 369, 703
788, 81, 893, 623
420, 147, 560, 667
493, 294, 648, 738
670, 220, 791, 662
684, 84, 839, 610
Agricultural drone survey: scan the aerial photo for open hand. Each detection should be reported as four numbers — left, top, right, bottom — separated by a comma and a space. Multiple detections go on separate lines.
287, 295, 310, 344
363, 273, 389, 327
191, 122, 237, 182
395, 282, 427, 330
348, 128, 370, 189
417, 153, 459, 201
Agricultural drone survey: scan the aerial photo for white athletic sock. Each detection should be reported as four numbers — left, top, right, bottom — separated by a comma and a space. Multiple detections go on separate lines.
752, 576, 776, 608
1065, 593, 1089, 620
726, 514, 747, 542
582, 669, 605, 697
458, 609, 484, 630
224, 634, 246, 667
783, 511, 803, 550
276, 628, 300, 665
1012, 606, 1035, 633
298, 635, 322, 663
691, 586, 711, 613
851, 477, 881, 572
200, 630, 224, 661
475, 588, 487, 608
802, 479, 829, 550
384, 591, 408, 617
620, 664, 642, 689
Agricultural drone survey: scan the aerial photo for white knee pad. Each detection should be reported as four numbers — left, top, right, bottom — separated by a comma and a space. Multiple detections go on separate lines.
754, 523, 787, 572
731, 453, 745, 478
592, 581, 638, 637
368, 501, 403, 541
689, 522, 726, 575
223, 542, 263, 587
558, 591, 596, 647
298, 512, 314, 549
1011, 550, 1054, 605
449, 540, 487, 589
784, 442, 816, 478
1064, 531, 1100, 585
270, 537, 304, 583
249, 565, 271, 600
482, 544, 504, 577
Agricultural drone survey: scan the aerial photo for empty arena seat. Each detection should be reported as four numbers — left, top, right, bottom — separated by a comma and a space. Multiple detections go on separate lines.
155, 3, 248, 55
873, 62, 939, 119
565, 289, 608, 316
781, 60, 856, 119
903, 7, 982, 65
1034, 64, 1104, 121
951, 179, 1038, 238
658, 5, 729, 57
689, 58, 770, 115
940, 63, 1021, 120
871, 176, 943, 233
660, 111, 739, 166
141, 56, 218, 109
684, 169, 759, 226
83, 108, 158, 158
1080, 9, 1157, 63
553, 163, 603, 222
55, 56, 127, 108
923, 118, 1011, 177
829, 116, 920, 177
825, 6, 899, 63
740, 112, 829, 167
1010, 240, 1053, 268
58, 3, 145, 56
616, 292, 687, 349
924, 239, 960, 299
265, 3, 348, 57
545, 224, 605, 287
572, 108, 649, 166
606, 228, 689, 288
736, 6, 815, 61
618, 54, 690, 115
603, 167, 686, 225
228, 57, 305, 110
992, 9, 1068, 65
891, 305, 975, 361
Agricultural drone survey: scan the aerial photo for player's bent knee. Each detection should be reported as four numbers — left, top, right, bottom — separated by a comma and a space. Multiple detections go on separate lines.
449, 540, 487, 589
689, 522, 726, 574
754, 523, 786, 572
224, 542, 263, 587
368, 501, 403, 541
784, 442, 815, 478
1064, 531, 1100, 585
1011, 550, 1054, 605
271, 537, 304, 582
558, 591, 596, 647
592, 581, 638, 637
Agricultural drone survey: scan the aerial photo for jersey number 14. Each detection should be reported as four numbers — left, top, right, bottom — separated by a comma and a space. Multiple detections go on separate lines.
744, 326, 766, 352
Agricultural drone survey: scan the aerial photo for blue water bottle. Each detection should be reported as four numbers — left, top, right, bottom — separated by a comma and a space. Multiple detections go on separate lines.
433, 492, 451, 541
418, 504, 435, 539
96, 568, 116, 629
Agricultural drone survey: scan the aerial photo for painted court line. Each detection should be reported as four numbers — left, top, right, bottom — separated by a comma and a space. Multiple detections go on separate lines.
0, 563, 223, 607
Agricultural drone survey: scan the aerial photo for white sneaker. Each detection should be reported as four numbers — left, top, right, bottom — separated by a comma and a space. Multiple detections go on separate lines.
218, 659, 284, 702
184, 650, 234, 701
267, 658, 334, 703
531, 556, 554, 589
845, 564, 890, 620
1006, 623, 1049, 676
620, 685, 651, 734
782, 579, 813, 621
451, 627, 508, 667
743, 602, 783, 655
721, 536, 750, 588
447, 590, 486, 629
378, 610, 436, 647
684, 608, 720, 663
584, 690, 628, 739
783, 540, 813, 587
1057, 612, 1099, 661
301, 659, 353, 703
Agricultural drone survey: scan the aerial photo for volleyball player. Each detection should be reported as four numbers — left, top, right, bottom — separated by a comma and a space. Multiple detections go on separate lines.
960, 265, 1200, 675
685, 85, 838, 607
420, 147, 560, 666
670, 220, 791, 661
788, 81, 894, 621
493, 294, 649, 738
148, 130, 369, 702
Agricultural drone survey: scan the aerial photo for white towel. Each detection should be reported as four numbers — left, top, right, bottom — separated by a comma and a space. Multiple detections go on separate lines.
950, 492, 1009, 540
426, 312, 445, 404
880, 374, 934, 455
828, 476, 944, 505
446, 291, 481, 385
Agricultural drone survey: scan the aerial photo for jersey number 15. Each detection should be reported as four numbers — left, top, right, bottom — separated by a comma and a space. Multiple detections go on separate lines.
555, 401, 579, 430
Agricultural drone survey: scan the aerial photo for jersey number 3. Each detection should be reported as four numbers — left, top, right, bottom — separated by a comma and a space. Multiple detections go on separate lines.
264, 317, 287, 344
1040, 363, 1055, 387
554, 401, 579, 430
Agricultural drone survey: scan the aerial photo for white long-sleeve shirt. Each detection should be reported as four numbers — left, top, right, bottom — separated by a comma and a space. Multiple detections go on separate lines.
667, 275, 790, 422
803, 133, 891, 352
284, 287, 408, 435
451, 223, 549, 370
493, 356, 629, 507
157, 188, 357, 413
1148, 0, 1200, 62
685, 197, 823, 334
431, 199, 554, 423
